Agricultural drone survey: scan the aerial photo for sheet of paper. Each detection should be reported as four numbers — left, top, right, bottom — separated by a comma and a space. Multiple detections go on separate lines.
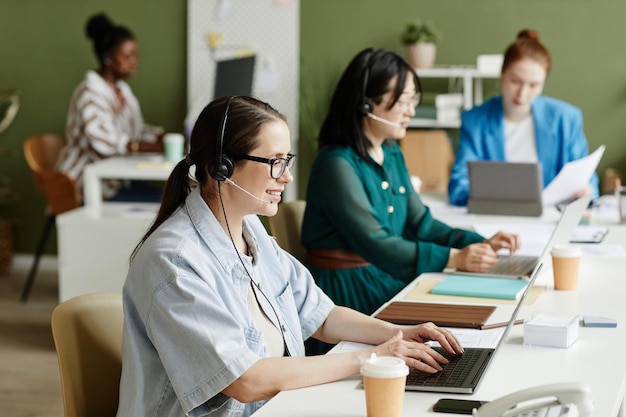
579, 243, 626, 258
542, 145, 605, 206
337, 327, 506, 351
431, 327, 505, 349
474, 223, 555, 256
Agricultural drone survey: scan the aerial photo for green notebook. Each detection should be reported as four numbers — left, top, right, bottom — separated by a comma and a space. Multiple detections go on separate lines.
431, 275, 528, 300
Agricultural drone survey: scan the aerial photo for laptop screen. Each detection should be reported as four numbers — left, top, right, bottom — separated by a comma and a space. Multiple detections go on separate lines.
468, 161, 543, 216
213, 55, 256, 99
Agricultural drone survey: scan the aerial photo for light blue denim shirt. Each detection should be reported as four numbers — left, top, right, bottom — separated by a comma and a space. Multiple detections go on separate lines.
116, 187, 335, 417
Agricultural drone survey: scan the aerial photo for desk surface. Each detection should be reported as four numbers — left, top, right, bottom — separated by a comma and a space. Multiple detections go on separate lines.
82, 155, 174, 217
254, 210, 626, 416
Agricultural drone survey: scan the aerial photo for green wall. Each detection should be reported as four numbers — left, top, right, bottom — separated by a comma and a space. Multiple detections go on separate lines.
299, 0, 626, 197
0, 1, 186, 254
1, 0, 625, 254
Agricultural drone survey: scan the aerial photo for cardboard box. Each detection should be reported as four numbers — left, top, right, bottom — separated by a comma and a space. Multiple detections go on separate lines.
400, 130, 454, 193
523, 314, 579, 348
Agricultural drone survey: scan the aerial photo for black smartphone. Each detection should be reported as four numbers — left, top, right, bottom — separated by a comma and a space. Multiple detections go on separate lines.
433, 398, 488, 414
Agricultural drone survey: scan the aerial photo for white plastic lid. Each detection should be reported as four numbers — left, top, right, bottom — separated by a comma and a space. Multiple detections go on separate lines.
164, 132, 185, 143
550, 244, 583, 258
360, 353, 409, 378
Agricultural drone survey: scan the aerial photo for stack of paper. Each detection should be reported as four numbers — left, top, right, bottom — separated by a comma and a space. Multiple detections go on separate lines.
431, 275, 528, 300
435, 93, 463, 124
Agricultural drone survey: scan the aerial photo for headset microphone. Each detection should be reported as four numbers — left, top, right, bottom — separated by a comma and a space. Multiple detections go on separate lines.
366, 112, 403, 128
224, 178, 274, 204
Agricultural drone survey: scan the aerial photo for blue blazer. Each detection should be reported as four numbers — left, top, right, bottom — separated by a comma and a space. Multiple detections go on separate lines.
447, 95, 599, 206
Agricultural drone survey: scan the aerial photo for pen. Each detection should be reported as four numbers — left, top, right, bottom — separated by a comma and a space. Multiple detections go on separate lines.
480, 318, 524, 330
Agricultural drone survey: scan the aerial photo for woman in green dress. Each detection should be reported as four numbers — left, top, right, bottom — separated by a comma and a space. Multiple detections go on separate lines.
302, 48, 520, 320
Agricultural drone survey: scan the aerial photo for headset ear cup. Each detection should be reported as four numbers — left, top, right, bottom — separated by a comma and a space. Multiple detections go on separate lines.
359, 99, 372, 115
209, 155, 235, 181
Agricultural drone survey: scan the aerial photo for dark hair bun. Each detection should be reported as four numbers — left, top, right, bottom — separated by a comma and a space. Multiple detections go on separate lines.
517, 29, 541, 43
86, 13, 114, 41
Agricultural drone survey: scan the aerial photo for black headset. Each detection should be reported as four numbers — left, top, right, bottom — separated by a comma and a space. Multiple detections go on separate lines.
357, 50, 423, 116
358, 51, 375, 116
209, 96, 236, 181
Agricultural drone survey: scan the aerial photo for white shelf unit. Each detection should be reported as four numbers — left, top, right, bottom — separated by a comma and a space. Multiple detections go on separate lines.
409, 66, 500, 129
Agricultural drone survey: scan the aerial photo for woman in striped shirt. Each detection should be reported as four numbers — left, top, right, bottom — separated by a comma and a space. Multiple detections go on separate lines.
57, 12, 164, 201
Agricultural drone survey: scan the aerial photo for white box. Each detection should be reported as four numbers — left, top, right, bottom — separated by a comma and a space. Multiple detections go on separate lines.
476, 54, 504, 75
436, 107, 460, 123
435, 93, 463, 109
523, 314, 579, 348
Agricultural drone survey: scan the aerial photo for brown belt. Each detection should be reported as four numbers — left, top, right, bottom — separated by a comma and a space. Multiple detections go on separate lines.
305, 248, 371, 270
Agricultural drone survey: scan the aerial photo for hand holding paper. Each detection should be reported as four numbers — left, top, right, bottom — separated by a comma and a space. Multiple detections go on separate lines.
542, 145, 605, 206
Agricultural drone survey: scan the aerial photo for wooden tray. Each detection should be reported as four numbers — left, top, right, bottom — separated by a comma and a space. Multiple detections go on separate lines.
375, 301, 496, 329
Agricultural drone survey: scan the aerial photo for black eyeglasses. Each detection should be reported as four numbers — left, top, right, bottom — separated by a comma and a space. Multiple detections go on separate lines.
239, 153, 296, 179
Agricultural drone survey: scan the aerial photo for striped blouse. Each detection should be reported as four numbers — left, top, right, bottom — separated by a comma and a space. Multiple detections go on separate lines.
57, 70, 163, 198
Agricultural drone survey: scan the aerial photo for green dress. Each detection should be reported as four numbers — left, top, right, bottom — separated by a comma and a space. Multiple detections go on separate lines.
302, 142, 485, 316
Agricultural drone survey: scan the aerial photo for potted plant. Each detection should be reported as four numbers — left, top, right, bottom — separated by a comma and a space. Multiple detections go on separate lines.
401, 21, 442, 69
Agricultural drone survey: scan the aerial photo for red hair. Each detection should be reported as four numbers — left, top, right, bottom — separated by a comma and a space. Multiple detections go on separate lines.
501, 29, 552, 75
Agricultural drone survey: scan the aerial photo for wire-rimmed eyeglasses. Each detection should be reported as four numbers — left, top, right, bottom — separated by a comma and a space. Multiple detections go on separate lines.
395, 94, 421, 111
239, 154, 296, 179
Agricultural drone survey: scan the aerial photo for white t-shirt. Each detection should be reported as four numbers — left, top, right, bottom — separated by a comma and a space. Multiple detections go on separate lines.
504, 116, 538, 163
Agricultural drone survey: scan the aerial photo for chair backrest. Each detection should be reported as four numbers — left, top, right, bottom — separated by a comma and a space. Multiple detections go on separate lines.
23, 134, 81, 215
268, 200, 307, 262
51, 293, 124, 417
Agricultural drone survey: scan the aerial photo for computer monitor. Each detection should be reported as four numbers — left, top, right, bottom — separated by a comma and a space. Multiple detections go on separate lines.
213, 55, 256, 99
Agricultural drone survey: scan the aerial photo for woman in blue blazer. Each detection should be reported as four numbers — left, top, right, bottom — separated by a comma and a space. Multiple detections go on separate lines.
448, 29, 599, 207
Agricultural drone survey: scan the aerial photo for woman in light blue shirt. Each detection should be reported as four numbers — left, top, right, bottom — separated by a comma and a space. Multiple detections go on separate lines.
448, 29, 599, 206
117, 96, 464, 417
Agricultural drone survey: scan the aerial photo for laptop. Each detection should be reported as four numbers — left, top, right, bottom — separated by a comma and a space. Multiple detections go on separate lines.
461, 193, 591, 279
467, 161, 543, 217
405, 264, 542, 394
213, 55, 256, 99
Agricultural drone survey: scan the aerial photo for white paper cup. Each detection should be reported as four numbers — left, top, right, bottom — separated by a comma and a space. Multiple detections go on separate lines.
550, 245, 583, 290
360, 354, 409, 417
164, 133, 185, 164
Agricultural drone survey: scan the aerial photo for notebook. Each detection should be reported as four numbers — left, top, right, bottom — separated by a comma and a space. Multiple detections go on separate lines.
405, 264, 542, 394
459, 193, 591, 279
374, 302, 496, 329
467, 161, 543, 217
431, 275, 528, 300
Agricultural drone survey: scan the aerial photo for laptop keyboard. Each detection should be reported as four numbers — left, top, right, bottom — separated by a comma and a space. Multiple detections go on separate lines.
406, 347, 486, 387
487, 255, 537, 276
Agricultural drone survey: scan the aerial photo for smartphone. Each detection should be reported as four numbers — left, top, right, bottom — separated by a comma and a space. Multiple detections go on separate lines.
433, 398, 488, 414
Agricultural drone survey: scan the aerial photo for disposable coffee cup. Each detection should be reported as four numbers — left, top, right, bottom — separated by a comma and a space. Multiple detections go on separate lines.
164, 133, 185, 164
550, 245, 583, 290
360, 353, 409, 417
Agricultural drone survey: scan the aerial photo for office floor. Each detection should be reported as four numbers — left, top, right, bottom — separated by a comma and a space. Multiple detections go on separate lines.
0, 256, 64, 417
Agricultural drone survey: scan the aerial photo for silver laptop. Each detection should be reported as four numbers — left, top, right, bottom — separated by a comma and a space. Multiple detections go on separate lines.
462, 194, 591, 279
467, 161, 543, 217
405, 264, 542, 394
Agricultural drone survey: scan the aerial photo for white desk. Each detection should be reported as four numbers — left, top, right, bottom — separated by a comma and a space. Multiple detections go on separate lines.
82, 155, 173, 216
56, 202, 158, 302
56, 156, 174, 301
254, 221, 626, 416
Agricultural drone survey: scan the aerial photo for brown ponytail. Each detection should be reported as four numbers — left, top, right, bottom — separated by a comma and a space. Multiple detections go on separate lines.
130, 96, 286, 261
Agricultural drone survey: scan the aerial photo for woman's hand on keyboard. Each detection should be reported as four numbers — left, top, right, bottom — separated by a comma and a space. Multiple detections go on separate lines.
372, 326, 463, 374
485, 231, 520, 254
448, 243, 498, 272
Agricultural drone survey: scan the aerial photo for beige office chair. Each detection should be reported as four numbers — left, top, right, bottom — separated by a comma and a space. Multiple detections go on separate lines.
21, 134, 81, 301
268, 200, 307, 262
51, 293, 123, 417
